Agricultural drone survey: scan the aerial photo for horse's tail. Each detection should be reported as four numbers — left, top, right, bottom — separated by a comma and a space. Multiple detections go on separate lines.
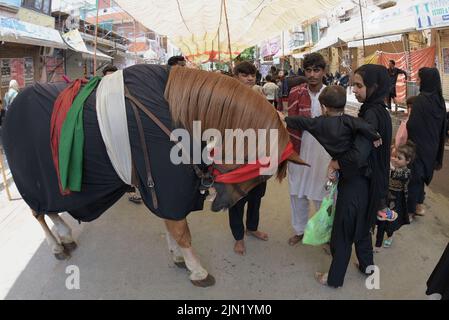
276, 161, 288, 182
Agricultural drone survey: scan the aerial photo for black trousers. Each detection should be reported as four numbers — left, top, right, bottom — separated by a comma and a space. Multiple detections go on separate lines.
375, 221, 394, 247
328, 232, 374, 288
327, 175, 374, 288
387, 90, 396, 109
387, 95, 393, 109
228, 182, 266, 241
408, 164, 426, 214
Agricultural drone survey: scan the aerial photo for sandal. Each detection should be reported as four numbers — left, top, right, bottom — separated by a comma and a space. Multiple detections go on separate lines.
128, 195, 142, 204
383, 238, 393, 248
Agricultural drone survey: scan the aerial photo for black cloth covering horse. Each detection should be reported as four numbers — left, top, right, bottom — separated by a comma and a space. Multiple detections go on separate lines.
3, 64, 206, 222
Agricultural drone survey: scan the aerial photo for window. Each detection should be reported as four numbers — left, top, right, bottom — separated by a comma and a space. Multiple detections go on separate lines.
147, 31, 156, 40
21, 0, 52, 15
311, 22, 319, 44
42, 0, 50, 14
34, 0, 42, 10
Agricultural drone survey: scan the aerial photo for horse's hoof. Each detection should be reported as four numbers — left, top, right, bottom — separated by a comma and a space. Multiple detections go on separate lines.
174, 261, 187, 269
54, 251, 71, 261
191, 274, 215, 288
62, 242, 78, 252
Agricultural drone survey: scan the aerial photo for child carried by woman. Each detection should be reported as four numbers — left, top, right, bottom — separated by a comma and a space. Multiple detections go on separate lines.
279, 85, 382, 171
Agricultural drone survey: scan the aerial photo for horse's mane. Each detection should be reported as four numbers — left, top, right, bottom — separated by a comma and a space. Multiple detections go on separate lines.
164, 66, 290, 180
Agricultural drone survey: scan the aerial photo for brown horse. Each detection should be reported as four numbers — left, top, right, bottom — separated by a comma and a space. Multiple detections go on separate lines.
3, 65, 305, 287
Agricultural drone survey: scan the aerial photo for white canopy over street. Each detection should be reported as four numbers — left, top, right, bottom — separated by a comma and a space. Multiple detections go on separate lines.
115, 0, 341, 60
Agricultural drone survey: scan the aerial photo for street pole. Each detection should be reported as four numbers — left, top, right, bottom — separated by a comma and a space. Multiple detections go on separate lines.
93, 0, 99, 76
133, 19, 137, 65
282, 30, 285, 71
358, 0, 366, 58
0, 149, 12, 201
211, 40, 214, 70
223, 0, 233, 68
218, 25, 221, 63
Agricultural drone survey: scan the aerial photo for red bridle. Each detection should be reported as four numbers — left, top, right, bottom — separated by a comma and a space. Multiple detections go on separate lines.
211, 142, 294, 184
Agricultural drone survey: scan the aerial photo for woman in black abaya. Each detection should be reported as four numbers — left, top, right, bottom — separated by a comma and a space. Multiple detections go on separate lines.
407, 68, 446, 219
427, 242, 449, 300
316, 64, 392, 288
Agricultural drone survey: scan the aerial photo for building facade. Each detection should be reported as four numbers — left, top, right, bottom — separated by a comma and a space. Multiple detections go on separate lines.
1, 0, 66, 97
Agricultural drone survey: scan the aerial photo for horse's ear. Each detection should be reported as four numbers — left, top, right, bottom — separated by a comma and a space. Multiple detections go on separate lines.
286, 152, 310, 167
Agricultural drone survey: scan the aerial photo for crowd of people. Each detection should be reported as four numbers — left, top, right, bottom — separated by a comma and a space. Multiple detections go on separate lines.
225, 53, 447, 291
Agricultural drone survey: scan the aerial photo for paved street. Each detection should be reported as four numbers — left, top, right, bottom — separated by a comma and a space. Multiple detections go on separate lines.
1, 107, 448, 299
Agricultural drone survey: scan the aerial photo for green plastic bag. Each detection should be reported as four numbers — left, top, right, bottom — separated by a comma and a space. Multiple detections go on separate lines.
303, 183, 337, 246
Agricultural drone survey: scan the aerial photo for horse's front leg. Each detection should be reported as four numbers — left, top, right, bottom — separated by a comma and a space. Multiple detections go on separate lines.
166, 230, 187, 269
31, 210, 69, 260
164, 219, 215, 287
47, 213, 77, 253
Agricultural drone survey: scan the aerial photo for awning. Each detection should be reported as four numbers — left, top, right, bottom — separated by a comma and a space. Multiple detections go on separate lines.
0, 16, 67, 49
311, 0, 418, 52
312, 37, 346, 53
114, 0, 342, 61
292, 53, 306, 59
62, 29, 112, 61
83, 44, 113, 61
363, 1, 417, 39
311, 18, 361, 52
348, 34, 403, 48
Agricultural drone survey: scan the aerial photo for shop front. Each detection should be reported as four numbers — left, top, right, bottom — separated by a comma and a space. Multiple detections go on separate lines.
62, 29, 112, 79
416, 0, 449, 100
0, 16, 67, 99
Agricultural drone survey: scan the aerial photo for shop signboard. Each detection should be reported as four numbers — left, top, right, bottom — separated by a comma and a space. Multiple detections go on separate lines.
1, 59, 11, 88
260, 36, 281, 58
0, 57, 34, 88
10, 58, 25, 87
24, 57, 34, 86
414, 0, 449, 30
17, 6, 55, 28
0, 17, 64, 45
0, 0, 21, 8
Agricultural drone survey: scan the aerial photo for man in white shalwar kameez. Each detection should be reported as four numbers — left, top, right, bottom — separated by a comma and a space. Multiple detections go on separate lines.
286, 53, 332, 246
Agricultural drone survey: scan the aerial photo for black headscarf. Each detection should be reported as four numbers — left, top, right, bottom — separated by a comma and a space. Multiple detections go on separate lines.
420, 67, 444, 96
355, 64, 393, 232
407, 67, 446, 184
356, 64, 391, 112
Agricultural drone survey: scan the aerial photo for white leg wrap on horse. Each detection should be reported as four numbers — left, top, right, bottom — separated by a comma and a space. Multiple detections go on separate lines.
47, 214, 74, 244
180, 247, 208, 281
37, 216, 64, 254
166, 232, 184, 263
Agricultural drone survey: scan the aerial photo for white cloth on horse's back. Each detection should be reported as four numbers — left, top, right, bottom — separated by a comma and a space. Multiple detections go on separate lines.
96, 70, 132, 185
